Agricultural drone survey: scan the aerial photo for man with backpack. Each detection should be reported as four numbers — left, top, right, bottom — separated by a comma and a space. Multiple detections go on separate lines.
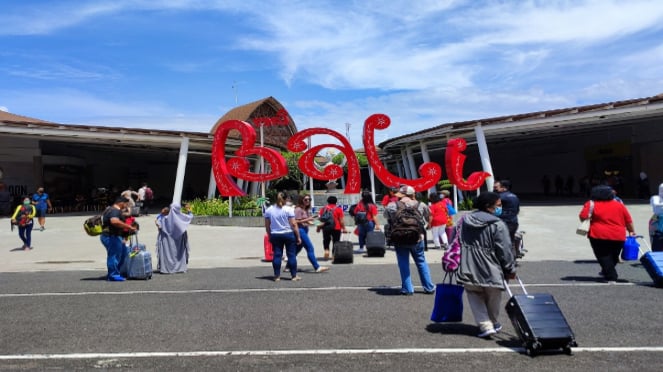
138, 182, 154, 216
316, 195, 347, 260
384, 185, 435, 296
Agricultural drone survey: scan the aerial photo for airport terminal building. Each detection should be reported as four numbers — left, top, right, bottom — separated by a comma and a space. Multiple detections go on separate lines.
1, 94, 662, 211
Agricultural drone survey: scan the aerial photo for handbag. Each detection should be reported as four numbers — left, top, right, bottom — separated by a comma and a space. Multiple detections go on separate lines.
576, 201, 594, 236
621, 236, 640, 261
430, 272, 464, 323
442, 216, 463, 272
446, 203, 457, 216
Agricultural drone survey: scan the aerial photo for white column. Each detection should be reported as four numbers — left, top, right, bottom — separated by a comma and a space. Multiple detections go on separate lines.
406, 147, 417, 180
420, 141, 435, 195
207, 168, 216, 199
369, 165, 376, 202
475, 124, 495, 192
400, 149, 410, 179
172, 137, 189, 205
250, 157, 261, 196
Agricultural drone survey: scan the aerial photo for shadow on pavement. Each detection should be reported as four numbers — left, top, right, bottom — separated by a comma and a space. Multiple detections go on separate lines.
560, 275, 603, 282
425, 322, 477, 337
367, 286, 402, 296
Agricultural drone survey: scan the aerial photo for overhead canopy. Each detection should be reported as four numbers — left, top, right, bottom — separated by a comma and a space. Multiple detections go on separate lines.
378, 93, 663, 153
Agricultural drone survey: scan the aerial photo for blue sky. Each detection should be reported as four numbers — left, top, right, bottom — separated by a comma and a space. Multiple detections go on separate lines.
2, 0, 663, 149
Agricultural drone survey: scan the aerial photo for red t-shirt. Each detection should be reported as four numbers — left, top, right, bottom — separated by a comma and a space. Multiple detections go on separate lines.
429, 201, 449, 227
579, 200, 632, 241
320, 204, 345, 230
381, 195, 397, 207
354, 202, 378, 222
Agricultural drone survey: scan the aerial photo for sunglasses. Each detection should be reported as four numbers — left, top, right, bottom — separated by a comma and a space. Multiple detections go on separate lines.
303, 198, 311, 201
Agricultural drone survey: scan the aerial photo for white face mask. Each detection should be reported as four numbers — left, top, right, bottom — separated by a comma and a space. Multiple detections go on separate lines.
659, 183, 663, 198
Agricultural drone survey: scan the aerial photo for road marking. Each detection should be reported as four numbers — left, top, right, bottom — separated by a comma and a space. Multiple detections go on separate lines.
0, 281, 645, 298
2, 346, 663, 360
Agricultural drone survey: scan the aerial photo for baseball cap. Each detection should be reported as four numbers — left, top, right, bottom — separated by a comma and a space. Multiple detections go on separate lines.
395, 185, 415, 197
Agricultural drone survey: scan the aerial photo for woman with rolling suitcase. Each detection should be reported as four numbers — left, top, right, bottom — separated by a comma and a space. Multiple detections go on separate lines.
456, 192, 516, 338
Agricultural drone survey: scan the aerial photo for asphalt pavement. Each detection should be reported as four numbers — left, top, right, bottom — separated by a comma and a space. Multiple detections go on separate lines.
1, 201, 662, 371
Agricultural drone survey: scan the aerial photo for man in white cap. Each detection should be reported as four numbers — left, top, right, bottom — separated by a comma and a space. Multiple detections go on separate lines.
384, 185, 435, 295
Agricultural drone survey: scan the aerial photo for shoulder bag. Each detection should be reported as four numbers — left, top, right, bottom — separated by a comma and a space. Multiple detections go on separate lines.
576, 201, 594, 236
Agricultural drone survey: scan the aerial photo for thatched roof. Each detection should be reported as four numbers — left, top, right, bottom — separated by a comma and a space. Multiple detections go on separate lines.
210, 96, 298, 150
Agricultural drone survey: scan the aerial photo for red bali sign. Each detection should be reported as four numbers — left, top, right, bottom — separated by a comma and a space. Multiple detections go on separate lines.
211, 113, 490, 196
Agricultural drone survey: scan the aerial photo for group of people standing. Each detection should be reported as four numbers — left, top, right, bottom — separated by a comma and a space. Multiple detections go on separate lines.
98, 194, 192, 282
381, 183, 517, 338
264, 192, 332, 282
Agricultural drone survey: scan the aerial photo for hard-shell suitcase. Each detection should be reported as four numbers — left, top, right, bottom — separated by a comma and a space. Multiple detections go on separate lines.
264, 233, 274, 262
126, 235, 152, 280
639, 235, 663, 287
504, 276, 577, 356
333, 237, 353, 264
366, 230, 386, 257
127, 250, 153, 280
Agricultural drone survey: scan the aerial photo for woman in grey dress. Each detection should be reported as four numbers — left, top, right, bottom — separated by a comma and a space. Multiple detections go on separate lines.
156, 203, 193, 274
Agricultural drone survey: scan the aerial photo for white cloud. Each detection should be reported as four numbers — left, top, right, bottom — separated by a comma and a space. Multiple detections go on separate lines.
0, 106, 8, 112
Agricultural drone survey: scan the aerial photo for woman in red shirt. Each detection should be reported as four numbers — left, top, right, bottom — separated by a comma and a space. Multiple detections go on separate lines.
579, 185, 636, 283
428, 192, 450, 249
353, 191, 380, 252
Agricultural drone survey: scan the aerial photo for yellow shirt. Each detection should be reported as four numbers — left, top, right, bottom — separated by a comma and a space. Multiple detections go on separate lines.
11, 204, 36, 220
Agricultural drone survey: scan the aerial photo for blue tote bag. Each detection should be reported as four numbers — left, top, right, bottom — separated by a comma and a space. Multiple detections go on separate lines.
430, 272, 464, 322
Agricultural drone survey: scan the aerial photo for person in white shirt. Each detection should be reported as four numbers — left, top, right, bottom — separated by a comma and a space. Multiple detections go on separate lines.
264, 192, 302, 282
649, 183, 663, 251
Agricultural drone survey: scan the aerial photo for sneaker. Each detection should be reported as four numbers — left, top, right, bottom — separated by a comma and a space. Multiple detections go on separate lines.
291, 276, 302, 282
273, 276, 281, 282
283, 266, 290, 273
494, 323, 503, 333
315, 266, 330, 273
400, 291, 414, 296
40, 226, 45, 231
477, 328, 497, 338
424, 288, 435, 295
108, 275, 126, 282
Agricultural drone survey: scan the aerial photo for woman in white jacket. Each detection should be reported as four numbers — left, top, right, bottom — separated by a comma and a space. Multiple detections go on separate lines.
649, 184, 663, 251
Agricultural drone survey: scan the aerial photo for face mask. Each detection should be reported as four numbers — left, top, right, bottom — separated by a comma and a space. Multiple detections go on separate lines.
493, 206, 503, 217
23, 200, 31, 206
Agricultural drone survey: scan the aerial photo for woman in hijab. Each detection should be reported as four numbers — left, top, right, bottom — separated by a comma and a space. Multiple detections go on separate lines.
649, 183, 663, 251
156, 203, 194, 274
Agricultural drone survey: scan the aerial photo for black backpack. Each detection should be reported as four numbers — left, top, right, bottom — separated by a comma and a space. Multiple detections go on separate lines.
319, 206, 337, 231
389, 201, 424, 245
352, 202, 369, 225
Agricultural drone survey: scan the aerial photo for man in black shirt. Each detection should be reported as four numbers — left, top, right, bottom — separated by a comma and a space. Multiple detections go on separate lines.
101, 196, 137, 281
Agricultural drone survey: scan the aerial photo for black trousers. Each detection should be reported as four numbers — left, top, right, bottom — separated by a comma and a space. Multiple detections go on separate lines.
589, 237, 623, 281
322, 229, 341, 251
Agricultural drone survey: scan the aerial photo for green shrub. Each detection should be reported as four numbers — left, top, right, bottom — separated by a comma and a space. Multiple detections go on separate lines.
185, 197, 263, 217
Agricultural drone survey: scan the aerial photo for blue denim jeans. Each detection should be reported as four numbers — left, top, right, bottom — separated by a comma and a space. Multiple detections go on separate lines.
18, 223, 34, 247
395, 240, 435, 294
100, 234, 128, 279
297, 227, 320, 270
357, 221, 375, 249
270, 232, 298, 278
